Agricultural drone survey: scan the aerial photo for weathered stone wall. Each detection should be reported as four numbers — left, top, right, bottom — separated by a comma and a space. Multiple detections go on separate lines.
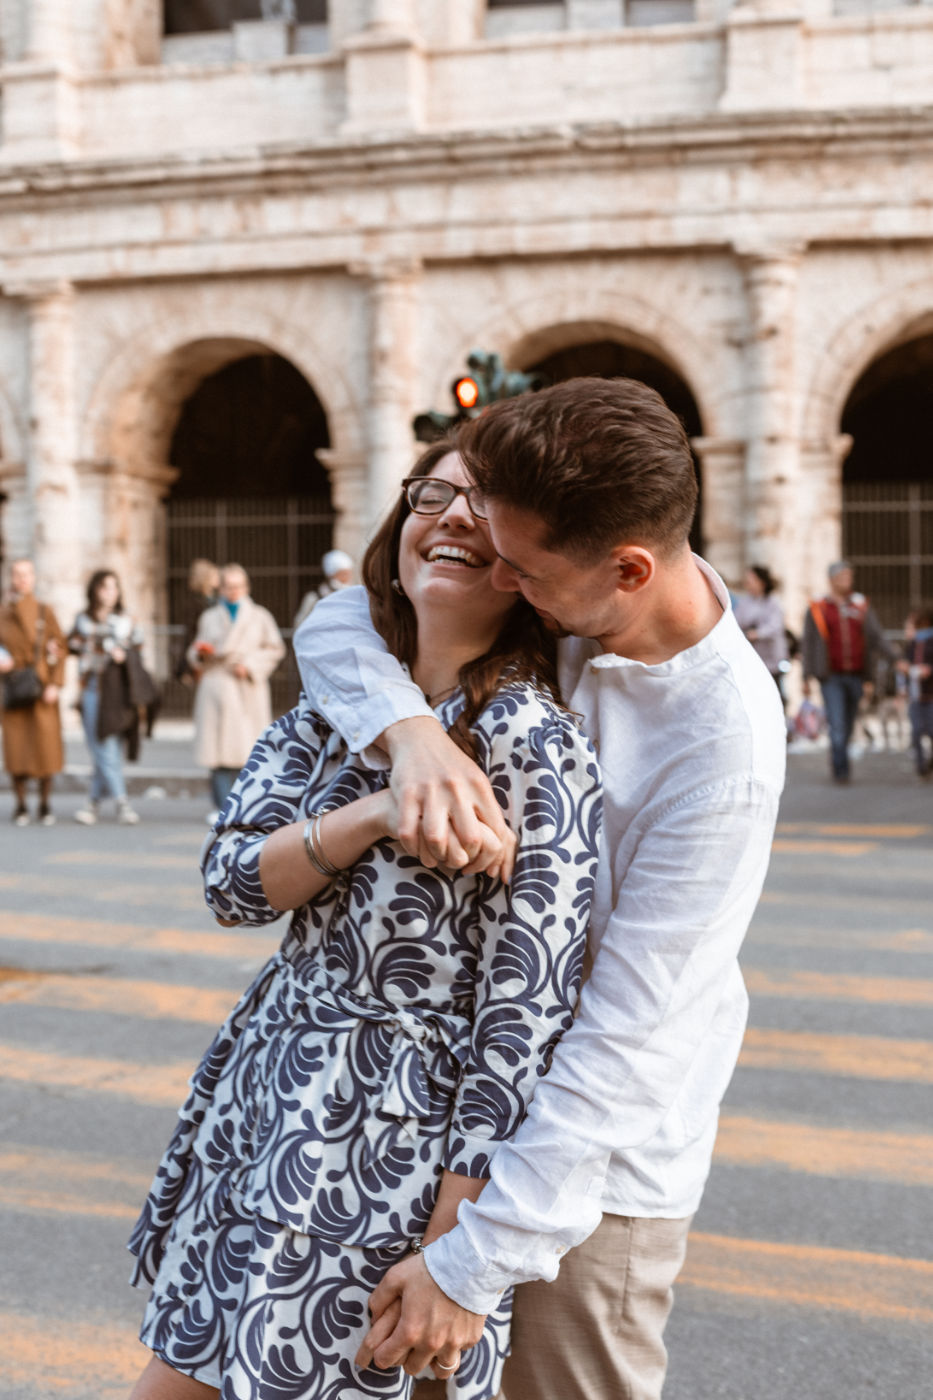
0, 0, 931, 659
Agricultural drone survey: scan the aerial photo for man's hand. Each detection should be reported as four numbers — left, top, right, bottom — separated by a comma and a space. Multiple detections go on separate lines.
355, 1253, 486, 1379
382, 717, 516, 882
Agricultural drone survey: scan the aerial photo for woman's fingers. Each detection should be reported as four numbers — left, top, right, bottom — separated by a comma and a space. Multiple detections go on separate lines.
354, 1298, 401, 1370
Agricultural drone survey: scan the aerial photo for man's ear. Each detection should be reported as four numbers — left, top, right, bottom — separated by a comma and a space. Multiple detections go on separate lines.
612, 546, 655, 592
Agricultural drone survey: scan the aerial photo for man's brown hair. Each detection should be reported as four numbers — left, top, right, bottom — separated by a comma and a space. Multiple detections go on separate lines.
458, 376, 698, 559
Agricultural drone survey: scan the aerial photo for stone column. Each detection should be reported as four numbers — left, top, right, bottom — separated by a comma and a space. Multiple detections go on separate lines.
353, 260, 421, 531
341, 1, 426, 133
7, 282, 85, 629
24, 0, 73, 65
567, 1, 624, 30
719, 2, 805, 112
736, 245, 805, 578
2, 0, 78, 161
692, 437, 746, 588
794, 434, 852, 631
317, 447, 371, 563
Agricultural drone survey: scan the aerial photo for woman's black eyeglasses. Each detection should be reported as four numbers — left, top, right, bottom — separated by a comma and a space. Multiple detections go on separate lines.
401, 477, 488, 520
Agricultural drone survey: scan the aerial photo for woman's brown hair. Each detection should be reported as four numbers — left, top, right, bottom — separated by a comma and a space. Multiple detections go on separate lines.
361, 438, 561, 759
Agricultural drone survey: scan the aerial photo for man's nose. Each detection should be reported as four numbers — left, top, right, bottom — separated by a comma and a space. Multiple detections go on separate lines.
491, 557, 521, 593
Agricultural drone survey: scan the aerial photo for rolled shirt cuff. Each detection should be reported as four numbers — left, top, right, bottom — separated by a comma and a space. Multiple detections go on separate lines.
423, 1227, 513, 1316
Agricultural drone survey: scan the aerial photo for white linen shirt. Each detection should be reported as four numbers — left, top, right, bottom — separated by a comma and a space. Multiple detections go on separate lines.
294, 558, 786, 1314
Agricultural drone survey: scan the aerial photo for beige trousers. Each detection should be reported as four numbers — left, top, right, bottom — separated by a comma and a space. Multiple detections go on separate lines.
415, 1213, 692, 1400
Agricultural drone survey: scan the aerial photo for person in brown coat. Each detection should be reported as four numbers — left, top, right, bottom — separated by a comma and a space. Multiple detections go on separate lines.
0, 558, 67, 826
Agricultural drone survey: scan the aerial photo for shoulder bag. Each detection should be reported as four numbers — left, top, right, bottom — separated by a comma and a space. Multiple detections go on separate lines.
2, 608, 46, 710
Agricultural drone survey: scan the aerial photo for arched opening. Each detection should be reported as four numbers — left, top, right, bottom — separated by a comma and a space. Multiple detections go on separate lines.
164, 347, 334, 715
841, 333, 933, 628
522, 337, 704, 551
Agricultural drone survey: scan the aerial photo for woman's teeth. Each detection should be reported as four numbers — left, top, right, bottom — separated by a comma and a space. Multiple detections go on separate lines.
426, 547, 483, 567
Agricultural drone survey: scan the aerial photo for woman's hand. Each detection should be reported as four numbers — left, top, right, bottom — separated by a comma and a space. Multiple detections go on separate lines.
42, 684, 58, 705
111, 645, 126, 663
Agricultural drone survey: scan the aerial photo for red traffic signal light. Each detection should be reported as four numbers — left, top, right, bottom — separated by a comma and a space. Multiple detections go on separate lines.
452, 375, 480, 411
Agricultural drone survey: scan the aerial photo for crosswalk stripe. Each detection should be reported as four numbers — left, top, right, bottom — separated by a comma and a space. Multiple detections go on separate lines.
4, 1037, 933, 1192
776, 822, 930, 838
0, 908, 277, 961
715, 1115, 933, 1185
6, 970, 932, 1087
0, 1045, 191, 1107
47, 849, 200, 869
0, 971, 241, 1025
0, 1311, 146, 1394
0, 872, 199, 907
744, 967, 933, 1005
682, 1233, 933, 1323
739, 1027, 933, 1081
1, 1139, 930, 1325
771, 838, 878, 855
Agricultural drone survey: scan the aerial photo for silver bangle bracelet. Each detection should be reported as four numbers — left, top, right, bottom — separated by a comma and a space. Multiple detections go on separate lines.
302, 811, 341, 878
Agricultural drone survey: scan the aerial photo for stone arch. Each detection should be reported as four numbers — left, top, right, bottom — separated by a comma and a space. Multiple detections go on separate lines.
801, 281, 933, 628
435, 284, 718, 438
81, 301, 362, 475
802, 282, 933, 448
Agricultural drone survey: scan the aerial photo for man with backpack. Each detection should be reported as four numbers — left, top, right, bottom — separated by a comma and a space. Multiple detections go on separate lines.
802, 560, 891, 783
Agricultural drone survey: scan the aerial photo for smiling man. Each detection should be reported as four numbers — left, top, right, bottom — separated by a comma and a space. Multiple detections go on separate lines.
293, 377, 786, 1400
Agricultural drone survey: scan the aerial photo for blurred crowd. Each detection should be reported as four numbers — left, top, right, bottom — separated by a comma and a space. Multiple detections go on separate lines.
731, 559, 932, 785
1, 544, 929, 826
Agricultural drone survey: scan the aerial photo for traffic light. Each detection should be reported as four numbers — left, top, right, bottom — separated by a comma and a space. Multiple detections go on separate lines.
452, 375, 481, 412
413, 349, 546, 443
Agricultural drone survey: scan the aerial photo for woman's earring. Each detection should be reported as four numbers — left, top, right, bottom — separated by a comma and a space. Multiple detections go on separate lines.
391, 578, 405, 596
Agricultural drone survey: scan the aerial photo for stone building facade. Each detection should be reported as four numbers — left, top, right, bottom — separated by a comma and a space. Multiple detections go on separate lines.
1, 0, 932, 692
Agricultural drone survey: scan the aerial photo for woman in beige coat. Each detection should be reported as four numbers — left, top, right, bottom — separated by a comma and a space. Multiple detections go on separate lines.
0, 558, 66, 826
189, 564, 285, 818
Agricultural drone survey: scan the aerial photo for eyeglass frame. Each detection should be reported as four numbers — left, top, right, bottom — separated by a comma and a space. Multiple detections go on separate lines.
400, 476, 489, 520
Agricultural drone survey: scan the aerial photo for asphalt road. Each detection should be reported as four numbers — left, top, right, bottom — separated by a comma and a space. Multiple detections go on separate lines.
0, 740, 930, 1399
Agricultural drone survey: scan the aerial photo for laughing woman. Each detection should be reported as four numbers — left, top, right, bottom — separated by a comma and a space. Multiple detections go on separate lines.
127, 440, 602, 1400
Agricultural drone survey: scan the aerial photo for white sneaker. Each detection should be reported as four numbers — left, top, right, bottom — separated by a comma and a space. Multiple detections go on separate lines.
13, 809, 30, 827
38, 810, 56, 827
74, 805, 98, 826
117, 802, 140, 825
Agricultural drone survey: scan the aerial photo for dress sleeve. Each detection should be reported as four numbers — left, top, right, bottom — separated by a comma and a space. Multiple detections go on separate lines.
444, 689, 602, 1179
201, 705, 329, 927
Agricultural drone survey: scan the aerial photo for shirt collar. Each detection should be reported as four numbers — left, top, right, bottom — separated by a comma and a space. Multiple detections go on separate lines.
583, 555, 731, 677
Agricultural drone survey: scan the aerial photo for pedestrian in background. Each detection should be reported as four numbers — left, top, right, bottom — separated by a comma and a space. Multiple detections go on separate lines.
68, 569, 146, 825
189, 563, 285, 822
900, 604, 933, 778
293, 548, 354, 630
802, 560, 892, 784
734, 564, 790, 703
0, 558, 66, 826
173, 558, 219, 685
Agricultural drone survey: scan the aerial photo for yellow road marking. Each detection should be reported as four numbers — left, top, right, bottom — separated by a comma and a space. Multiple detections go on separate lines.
0, 1311, 146, 1394
0, 970, 240, 1025
0, 872, 198, 907
776, 823, 930, 838
739, 1027, 933, 1082
0, 1147, 147, 1219
745, 968, 933, 1005
47, 850, 199, 869
771, 839, 877, 856
0, 1044, 191, 1108
0, 908, 278, 961
715, 1116, 933, 1186
682, 1233, 933, 1324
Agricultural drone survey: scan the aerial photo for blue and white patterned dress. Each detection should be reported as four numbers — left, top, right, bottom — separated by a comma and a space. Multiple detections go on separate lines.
128, 680, 601, 1399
